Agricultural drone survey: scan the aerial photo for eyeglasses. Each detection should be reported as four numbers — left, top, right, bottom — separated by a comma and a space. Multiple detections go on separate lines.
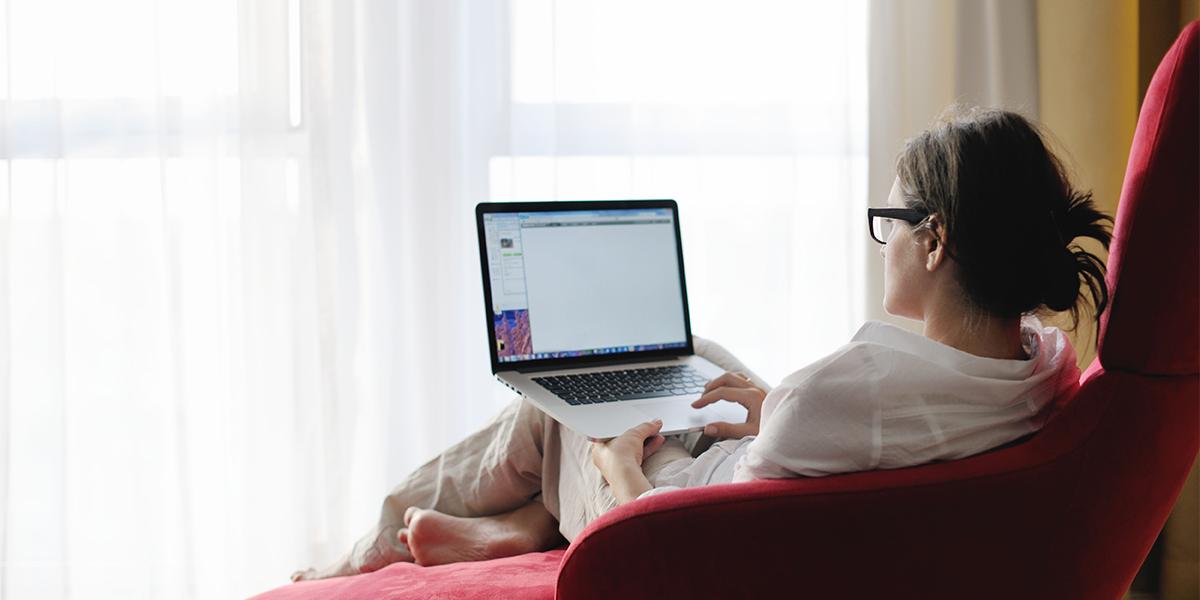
868, 207, 928, 245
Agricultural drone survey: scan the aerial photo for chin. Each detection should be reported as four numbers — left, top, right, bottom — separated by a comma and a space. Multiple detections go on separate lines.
882, 296, 920, 322
882, 293, 901, 317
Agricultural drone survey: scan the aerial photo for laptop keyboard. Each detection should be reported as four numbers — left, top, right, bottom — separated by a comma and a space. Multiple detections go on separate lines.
532, 365, 709, 406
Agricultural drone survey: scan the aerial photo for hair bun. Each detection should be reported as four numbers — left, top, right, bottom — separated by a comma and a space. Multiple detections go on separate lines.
1044, 191, 1113, 317
1043, 249, 1080, 312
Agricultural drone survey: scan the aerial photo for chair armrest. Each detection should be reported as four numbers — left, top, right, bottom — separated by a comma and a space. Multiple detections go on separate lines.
556, 474, 1047, 599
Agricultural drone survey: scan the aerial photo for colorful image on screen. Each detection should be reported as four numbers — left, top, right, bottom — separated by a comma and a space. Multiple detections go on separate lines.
494, 309, 532, 359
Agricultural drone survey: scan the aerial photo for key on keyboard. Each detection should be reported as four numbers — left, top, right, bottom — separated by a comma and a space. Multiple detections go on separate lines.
532, 365, 709, 406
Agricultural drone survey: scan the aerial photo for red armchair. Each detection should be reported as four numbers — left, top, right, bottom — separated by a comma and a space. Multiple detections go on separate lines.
256, 21, 1198, 600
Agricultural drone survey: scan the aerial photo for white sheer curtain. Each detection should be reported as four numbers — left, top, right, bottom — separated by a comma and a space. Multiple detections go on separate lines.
0, 1, 866, 597
495, 0, 868, 381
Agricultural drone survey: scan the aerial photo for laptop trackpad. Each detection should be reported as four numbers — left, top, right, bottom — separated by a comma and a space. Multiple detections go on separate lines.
635, 401, 748, 433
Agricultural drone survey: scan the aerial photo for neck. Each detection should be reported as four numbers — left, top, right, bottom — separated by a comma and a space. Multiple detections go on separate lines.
922, 296, 1027, 361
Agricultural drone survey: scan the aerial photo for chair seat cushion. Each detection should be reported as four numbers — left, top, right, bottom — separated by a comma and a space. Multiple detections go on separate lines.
251, 549, 565, 600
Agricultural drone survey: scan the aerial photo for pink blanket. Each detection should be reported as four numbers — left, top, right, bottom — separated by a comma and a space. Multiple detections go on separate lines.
251, 549, 564, 600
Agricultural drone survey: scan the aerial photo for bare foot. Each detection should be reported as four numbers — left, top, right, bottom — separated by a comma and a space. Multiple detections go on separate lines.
398, 506, 546, 567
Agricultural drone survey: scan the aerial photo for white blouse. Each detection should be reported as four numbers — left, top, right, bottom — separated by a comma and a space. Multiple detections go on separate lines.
640, 317, 1080, 498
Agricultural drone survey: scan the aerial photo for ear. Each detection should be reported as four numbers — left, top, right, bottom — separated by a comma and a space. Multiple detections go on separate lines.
923, 216, 948, 272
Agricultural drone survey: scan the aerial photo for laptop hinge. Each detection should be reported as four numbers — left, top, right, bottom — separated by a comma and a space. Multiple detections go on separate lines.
512, 354, 683, 374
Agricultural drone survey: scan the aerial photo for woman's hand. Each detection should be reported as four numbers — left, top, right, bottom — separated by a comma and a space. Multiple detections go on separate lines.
591, 420, 667, 504
692, 371, 768, 439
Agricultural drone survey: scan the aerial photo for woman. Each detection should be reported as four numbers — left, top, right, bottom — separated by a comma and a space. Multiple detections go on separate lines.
292, 107, 1112, 581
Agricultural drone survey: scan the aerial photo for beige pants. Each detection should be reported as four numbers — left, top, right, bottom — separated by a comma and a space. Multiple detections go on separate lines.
339, 336, 764, 576
343, 397, 696, 574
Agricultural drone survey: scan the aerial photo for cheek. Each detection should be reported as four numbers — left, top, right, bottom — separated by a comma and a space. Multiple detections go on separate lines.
882, 238, 918, 314
883, 239, 907, 284
882, 246, 899, 303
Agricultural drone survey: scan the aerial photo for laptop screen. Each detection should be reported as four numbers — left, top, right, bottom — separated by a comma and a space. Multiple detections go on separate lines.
479, 202, 690, 369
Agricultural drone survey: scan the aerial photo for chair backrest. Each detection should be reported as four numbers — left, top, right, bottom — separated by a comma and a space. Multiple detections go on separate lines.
556, 22, 1199, 600
1059, 18, 1200, 596
1098, 20, 1199, 376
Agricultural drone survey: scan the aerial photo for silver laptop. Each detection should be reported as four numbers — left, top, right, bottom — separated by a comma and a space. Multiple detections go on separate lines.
476, 199, 747, 441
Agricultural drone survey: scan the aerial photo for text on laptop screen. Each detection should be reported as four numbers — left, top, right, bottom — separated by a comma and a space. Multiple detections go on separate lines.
482, 208, 688, 363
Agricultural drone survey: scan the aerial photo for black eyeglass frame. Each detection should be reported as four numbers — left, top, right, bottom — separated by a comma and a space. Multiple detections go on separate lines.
867, 207, 929, 244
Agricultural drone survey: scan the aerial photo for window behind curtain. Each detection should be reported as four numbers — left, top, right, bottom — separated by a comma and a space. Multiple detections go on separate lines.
492, 0, 869, 384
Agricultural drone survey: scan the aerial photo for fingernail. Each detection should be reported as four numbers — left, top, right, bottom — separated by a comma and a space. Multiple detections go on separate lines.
654, 418, 663, 424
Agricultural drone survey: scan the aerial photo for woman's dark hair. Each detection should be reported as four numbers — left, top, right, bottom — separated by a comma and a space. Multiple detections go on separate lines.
896, 106, 1112, 333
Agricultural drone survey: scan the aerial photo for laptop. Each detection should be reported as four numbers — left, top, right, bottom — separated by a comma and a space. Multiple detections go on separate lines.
476, 199, 747, 441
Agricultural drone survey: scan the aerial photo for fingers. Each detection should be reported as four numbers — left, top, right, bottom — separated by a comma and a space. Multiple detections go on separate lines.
593, 420, 664, 470
642, 434, 666, 459
628, 418, 663, 439
703, 371, 756, 394
702, 421, 756, 439
595, 419, 664, 450
691, 385, 763, 409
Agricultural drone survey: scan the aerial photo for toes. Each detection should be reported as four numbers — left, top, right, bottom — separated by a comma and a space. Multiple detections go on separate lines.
398, 528, 410, 546
290, 570, 309, 582
404, 506, 420, 526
